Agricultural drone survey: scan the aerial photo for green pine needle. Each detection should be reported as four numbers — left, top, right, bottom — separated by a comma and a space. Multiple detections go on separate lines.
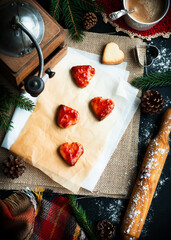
73, 0, 104, 12
11, 94, 35, 111
0, 84, 35, 132
63, 0, 84, 41
0, 109, 13, 132
69, 195, 99, 240
0, 84, 13, 111
132, 71, 171, 89
50, 0, 104, 41
51, 0, 61, 21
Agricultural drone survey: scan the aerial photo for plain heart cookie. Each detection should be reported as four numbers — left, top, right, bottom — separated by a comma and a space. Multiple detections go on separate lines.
90, 97, 115, 121
57, 105, 80, 128
59, 142, 84, 166
71, 65, 95, 88
102, 42, 124, 65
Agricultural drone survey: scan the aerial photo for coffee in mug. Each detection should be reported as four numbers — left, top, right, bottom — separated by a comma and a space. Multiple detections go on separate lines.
125, 0, 166, 23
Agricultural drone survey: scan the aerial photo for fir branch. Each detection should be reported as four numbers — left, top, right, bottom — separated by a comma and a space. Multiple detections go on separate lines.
50, 0, 104, 41
51, 0, 61, 20
66, 0, 80, 38
69, 195, 99, 240
0, 84, 13, 111
132, 71, 171, 89
0, 109, 13, 132
11, 94, 35, 111
0, 84, 35, 132
74, 0, 104, 12
63, 0, 84, 41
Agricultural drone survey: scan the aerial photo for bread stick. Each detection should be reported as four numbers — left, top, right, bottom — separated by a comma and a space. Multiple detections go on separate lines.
120, 108, 171, 240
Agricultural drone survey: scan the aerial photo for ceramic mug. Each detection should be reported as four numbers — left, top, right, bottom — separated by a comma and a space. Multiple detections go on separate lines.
123, 0, 170, 31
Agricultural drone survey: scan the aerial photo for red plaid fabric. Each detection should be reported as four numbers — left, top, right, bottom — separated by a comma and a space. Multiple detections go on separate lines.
31, 195, 87, 240
0, 190, 87, 240
98, 0, 171, 38
0, 191, 36, 240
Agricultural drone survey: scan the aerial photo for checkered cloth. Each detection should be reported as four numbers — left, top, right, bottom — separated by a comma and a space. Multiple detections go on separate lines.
0, 189, 37, 240
0, 189, 87, 240
31, 193, 87, 240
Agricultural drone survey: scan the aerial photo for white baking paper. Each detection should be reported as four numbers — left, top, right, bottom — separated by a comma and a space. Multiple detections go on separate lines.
2, 47, 140, 192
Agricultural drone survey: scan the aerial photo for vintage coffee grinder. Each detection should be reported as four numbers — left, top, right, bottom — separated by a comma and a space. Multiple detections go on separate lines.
0, 0, 67, 96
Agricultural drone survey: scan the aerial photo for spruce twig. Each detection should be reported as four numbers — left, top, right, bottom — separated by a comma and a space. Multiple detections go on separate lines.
132, 71, 171, 89
0, 84, 13, 111
75, 0, 104, 12
0, 109, 13, 132
11, 94, 35, 111
0, 84, 35, 132
51, 0, 104, 41
64, 0, 84, 41
69, 195, 99, 240
51, 0, 61, 20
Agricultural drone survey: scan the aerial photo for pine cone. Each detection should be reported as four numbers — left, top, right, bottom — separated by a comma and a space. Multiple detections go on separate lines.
96, 220, 115, 240
83, 12, 98, 30
2, 154, 26, 179
140, 90, 165, 115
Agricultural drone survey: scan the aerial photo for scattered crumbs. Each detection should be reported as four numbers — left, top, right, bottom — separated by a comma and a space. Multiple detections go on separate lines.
152, 46, 171, 72
95, 199, 124, 223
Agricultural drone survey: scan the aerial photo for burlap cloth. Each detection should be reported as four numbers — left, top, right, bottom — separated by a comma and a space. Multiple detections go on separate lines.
0, 32, 144, 198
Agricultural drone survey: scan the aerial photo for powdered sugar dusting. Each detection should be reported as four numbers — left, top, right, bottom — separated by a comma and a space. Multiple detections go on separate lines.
149, 43, 171, 72
124, 127, 170, 234
165, 96, 171, 107
95, 198, 125, 223
154, 175, 169, 198
139, 120, 157, 146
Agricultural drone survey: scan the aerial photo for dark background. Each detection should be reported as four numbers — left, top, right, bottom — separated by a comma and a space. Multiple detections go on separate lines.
77, 20, 171, 240
0, 1, 171, 239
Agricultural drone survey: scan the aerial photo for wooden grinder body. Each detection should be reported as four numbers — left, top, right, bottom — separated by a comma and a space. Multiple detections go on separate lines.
0, 0, 67, 86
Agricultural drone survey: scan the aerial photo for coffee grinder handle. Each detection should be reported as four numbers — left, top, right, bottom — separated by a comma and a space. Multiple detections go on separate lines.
12, 16, 44, 97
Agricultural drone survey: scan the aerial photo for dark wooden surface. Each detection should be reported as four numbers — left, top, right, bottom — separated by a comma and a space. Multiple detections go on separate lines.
0, 1, 171, 239
84, 16, 171, 239
84, 18, 171, 240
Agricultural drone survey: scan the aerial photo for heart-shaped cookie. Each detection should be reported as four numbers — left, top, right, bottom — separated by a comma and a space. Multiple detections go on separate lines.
59, 142, 84, 166
71, 65, 95, 88
102, 42, 124, 65
90, 97, 115, 121
57, 105, 80, 128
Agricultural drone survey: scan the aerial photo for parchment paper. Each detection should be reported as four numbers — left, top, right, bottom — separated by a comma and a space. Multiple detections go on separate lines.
5, 48, 138, 193
0, 32, 145, 197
